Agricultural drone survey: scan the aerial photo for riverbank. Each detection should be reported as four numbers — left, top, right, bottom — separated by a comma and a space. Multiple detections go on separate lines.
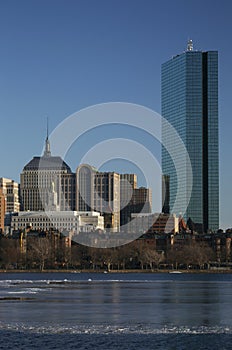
0, 268, 232, 273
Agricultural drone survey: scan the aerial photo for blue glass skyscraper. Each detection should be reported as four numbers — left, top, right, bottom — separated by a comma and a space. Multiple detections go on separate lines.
162, 41, 219, 233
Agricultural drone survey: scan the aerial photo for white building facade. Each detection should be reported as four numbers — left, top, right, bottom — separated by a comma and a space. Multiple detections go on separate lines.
11, 211, 104, 234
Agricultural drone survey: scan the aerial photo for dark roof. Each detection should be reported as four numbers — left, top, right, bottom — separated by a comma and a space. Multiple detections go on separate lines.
23, 156, 72, 172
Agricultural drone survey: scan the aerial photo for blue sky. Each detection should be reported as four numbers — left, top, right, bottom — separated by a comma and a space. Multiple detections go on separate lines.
0, 0, 231, 229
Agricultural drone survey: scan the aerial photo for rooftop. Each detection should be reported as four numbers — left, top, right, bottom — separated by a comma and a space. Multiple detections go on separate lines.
23, 156, 72, 172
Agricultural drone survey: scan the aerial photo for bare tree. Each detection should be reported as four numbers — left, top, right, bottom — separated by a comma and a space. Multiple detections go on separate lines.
27, 237, 53, 271
100, 248, 117, 271
187, 243, 215, 269
144, 249, 164, 271
166, 247, 185, 270
167, 242, 215, 270
116, 244, 136, 270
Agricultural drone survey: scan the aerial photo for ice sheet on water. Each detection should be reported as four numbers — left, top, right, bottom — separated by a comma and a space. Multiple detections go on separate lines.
0, 322, 232, 335
0, 279, 72, 286
7, 290, 37, 295
0, 278, 162, 288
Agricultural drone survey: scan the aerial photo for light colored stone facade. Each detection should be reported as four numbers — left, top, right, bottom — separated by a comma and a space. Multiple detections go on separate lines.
11, 211, 104, 234
76, 165, 120, 232
0, 177, 20, 213
20, 138, 75, 211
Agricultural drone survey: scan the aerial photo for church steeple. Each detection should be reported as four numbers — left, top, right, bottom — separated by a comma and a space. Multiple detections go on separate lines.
43, 117, 51, 157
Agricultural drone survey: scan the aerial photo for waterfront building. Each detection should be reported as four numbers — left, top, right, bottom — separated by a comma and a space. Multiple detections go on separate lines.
162, 40, 219, 232
20, 135, 75, 211
0, 177, 20, 213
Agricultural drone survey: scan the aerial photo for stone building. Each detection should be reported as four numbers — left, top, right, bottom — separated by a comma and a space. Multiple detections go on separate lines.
20, 136, 75, 211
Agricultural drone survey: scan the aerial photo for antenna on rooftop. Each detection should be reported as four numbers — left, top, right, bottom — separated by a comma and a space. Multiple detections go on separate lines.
187, 39, 193, 51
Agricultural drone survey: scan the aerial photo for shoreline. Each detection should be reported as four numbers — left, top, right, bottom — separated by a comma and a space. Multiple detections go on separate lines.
0, 269, 232, 274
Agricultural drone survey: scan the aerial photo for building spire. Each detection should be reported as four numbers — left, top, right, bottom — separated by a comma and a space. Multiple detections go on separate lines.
47, 116, 49, 139
43, 117, 51, 157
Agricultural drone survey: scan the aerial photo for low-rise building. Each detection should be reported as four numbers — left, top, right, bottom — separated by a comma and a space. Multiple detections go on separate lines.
129, 213, 179, 234
11, 211, 104, 234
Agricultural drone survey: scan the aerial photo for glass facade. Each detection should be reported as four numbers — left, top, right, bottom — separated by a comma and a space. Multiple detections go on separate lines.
162, 50, 219, 232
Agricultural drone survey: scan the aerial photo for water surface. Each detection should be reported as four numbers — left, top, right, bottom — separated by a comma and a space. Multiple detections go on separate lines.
0, 272, 231, 349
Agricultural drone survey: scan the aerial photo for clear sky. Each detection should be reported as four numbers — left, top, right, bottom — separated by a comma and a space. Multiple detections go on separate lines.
0, 0, 231, 229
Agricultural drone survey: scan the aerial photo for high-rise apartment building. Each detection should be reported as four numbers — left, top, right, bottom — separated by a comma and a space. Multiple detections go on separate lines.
0, 177, 20, 213
20, 136, 75, 211
162, 40, 219, 232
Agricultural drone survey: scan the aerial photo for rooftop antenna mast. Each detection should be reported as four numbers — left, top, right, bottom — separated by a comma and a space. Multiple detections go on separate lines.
187, 39, 193, 51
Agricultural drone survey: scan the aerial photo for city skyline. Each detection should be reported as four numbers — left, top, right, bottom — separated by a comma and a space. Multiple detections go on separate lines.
0, 0, 232, 229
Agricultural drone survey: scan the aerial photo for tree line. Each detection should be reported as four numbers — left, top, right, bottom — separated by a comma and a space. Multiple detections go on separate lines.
0, 234, 219, 271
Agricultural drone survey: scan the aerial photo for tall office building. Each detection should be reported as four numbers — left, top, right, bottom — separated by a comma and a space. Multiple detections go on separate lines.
76, 165, 120, 232
120, 174, 137, 210
132, 187, 152, 214
76, 164, 96, 212
120, 174, 137, 226
20, 136, 75, 211
94, 171, 120, 232
0, 178, 20, 213
162, 40, 219, 233
120, 173, 152, 229
76, 167, 152, 232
